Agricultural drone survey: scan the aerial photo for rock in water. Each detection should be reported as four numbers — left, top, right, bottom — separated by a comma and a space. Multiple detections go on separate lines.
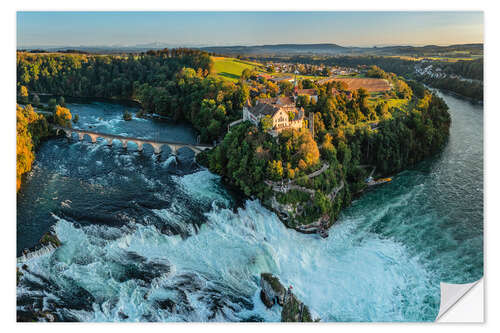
281, 293, 313, 322
39, 231, 62, 248
260, 272, 318, 322
16, 268, 23, 286
260, 273, 286, 307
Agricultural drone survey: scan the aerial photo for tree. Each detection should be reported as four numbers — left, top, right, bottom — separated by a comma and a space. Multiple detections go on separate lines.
268, 160, 284, 181
279, 81, 293, 96
241, 68, 255, 81
58, 96, 66, 107
48, 98, 57, 112
301, 79, 315, 89
16, 104, 50, 191
296, 95, 310, 108
123, 110, 132, 121
260, 115, 273, 132
54, 105, 72, 127
19, 85, 28, 103
17, 105, 35, 190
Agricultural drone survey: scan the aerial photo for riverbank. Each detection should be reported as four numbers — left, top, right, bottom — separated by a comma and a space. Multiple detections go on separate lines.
200, 87, 451, 236
16, 90, 482, 321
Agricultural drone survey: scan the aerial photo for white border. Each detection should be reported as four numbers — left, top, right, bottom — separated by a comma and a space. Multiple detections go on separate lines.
2, 1, 496, 332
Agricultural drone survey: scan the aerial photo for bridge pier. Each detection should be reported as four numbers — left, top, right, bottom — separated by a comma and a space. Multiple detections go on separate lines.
106, 138, 113, 146
120, 139, 128, 149
169, 144, 178, 156
78, 133, 84, 141
151, 143, 163, 154
89, 134, 98, 143
135, 141, 144, 152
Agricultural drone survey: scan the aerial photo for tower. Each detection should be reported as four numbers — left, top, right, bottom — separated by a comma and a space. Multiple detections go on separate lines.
294, 69, 299, 88
309, 112, 314, 138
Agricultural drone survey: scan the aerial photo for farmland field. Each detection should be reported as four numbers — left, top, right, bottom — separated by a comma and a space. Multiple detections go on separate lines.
333, 77, 391, 92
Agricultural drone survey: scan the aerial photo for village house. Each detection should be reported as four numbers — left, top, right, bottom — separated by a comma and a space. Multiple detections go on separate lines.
243, 96, 304, 136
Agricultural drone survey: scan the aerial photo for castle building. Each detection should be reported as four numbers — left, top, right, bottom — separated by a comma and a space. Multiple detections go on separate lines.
243, 97, 304, 136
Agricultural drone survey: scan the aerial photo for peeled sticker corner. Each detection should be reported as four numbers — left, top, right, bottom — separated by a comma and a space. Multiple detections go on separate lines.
435, 278, 483, 322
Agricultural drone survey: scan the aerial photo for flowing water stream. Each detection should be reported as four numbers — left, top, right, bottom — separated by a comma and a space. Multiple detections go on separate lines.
16, 92, 483, 322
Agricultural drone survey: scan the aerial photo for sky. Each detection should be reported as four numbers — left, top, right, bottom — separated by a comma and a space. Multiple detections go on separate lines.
17, 11, 484, 48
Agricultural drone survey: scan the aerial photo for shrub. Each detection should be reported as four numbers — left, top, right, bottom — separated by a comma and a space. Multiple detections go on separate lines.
123, 110, 132, 121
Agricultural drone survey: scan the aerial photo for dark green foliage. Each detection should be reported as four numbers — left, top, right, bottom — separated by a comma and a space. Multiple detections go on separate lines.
281, 294, 313, 322
259, 115, 273, 132
366, 65, 388, 79
17, 50, 245, 143
261, 273, 285, 294
201, 79, 450, 228
123, 110, 132, 121
39, 232, 62, 248
58, 96, 66, 107
48, 98, 57, 112
420, 75, 483, 101
201, 122, 270, 197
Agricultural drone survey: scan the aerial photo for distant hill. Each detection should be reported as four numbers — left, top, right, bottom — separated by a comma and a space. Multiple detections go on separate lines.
373, 43, 483, 56
201, 43, 483, 58
17, 42, 483, 58
202, 43, 354, 55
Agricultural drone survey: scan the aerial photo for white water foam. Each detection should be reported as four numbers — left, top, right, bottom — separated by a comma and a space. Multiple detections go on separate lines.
18, 169, 437, 322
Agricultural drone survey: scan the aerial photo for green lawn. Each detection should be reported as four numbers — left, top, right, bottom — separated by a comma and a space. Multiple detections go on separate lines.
212, 57, 328, 83
212, 57, 264, 82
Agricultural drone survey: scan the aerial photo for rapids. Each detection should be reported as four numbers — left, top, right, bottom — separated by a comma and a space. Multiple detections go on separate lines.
16, 92, 483, 322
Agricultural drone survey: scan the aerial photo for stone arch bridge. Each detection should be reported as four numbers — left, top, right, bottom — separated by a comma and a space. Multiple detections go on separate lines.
54, 126, 213, 156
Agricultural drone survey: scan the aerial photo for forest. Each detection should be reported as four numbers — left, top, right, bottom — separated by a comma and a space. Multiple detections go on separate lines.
16, 104, 51, 191
199, 76, 451, 228
17, 49, 248, 142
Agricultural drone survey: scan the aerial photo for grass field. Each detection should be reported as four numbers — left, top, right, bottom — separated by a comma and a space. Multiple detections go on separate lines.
212, 57, 329, 83
212, 57, 265, 82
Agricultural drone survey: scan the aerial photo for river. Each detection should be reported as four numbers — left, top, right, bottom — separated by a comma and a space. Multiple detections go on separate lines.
16, 91, 483, 322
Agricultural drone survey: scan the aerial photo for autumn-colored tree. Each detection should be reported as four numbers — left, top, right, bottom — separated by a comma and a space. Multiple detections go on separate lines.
267, 160, 284, 181
19, 85, 28, 103
16, 104, 49, 191
54, 105, 72, 127
278, 128, 320, 170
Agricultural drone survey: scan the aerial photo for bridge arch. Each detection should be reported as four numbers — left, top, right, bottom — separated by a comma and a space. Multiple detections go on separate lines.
149, 142, 164, 154
129, 140, 144, 152
53, 125, 213, 158
78, 132, 99, 143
